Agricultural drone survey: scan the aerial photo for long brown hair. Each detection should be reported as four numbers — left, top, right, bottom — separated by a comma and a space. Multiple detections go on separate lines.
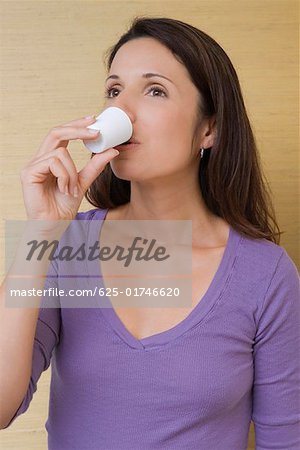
85, 16, 282, 244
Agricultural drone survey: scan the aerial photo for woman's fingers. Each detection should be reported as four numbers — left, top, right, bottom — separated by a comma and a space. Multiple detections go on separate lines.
19, 115, 119, 220
29, 147, 80, 197
22, 145, 120, 200
21, 153, 71, 196
78, 148, 119, 193
35, 116, 99, 157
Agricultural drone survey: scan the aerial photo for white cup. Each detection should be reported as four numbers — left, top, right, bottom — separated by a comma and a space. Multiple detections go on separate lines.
83, 107, 133, 153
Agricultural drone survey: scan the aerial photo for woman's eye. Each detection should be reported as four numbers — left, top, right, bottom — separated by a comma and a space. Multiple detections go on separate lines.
148, 86, 167, 97
104, 88, 119, 98
104, 86, 167, 99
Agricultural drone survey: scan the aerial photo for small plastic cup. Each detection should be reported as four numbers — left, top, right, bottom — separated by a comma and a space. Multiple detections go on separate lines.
83, 107, 133, 153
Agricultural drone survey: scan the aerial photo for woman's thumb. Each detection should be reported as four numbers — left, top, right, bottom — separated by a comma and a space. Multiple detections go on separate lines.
78, 149, 119, 193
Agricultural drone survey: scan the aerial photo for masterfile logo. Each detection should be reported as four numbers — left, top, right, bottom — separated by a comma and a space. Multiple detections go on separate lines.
4, 218, 193, 309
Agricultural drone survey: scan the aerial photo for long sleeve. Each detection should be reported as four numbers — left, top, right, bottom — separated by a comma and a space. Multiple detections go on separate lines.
4, 259, 61, 428
252, 249, 300, 449
3, 210, 92, 428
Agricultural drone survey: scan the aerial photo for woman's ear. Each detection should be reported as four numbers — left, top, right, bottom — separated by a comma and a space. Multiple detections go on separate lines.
197, 115, 216, 149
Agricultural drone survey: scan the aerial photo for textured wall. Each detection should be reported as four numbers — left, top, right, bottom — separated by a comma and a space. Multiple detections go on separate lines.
0, 1, 298, 448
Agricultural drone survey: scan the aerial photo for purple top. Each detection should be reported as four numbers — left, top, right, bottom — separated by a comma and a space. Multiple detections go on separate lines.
6, 208, 300, 449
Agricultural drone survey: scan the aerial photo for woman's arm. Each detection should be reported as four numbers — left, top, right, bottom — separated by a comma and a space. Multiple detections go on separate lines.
252, 249, 300, 449
0, 114, 118, 429
0, 226, 62, 430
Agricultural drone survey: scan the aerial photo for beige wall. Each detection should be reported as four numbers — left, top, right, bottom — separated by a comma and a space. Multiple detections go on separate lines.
0, 0, 298, 449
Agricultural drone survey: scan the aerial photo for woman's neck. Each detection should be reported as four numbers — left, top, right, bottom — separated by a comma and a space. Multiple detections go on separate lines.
110, 192, 228, 249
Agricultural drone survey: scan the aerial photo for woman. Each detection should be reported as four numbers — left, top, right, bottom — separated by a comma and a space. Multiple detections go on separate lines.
1, 16, 299, 450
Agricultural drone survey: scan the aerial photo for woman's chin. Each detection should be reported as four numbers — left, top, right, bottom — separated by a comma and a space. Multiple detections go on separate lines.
110, 165, 146, 182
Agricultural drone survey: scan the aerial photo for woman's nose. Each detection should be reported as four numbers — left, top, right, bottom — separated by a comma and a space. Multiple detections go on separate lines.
111, 95, 136, 124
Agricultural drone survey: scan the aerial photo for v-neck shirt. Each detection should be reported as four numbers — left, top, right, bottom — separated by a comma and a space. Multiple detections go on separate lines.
87, 208, 240, 350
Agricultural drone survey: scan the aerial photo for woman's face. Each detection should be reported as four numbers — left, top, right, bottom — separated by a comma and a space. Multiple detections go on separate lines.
104, 37, 207, 182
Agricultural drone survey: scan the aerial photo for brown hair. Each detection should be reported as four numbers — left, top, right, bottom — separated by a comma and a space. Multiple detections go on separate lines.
85, 16, 282, 244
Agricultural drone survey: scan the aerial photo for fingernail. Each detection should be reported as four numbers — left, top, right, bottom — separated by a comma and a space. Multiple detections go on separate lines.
85, 115, 95, 120
113, 150, 120, 156
88, 129, 100, 135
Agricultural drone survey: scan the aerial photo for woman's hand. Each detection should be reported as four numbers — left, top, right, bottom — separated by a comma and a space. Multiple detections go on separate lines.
20, 115, 119, 221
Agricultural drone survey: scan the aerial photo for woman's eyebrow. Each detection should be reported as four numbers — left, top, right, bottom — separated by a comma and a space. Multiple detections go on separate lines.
105, 73, 174, 84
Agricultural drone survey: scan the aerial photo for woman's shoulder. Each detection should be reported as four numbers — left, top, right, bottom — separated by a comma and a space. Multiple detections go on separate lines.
231, 232, 299, 322
237, 230, 299, 285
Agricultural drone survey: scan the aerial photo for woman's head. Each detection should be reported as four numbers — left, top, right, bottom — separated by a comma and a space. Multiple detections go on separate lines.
86, 16, 281, 243
102, 36, 215, 183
